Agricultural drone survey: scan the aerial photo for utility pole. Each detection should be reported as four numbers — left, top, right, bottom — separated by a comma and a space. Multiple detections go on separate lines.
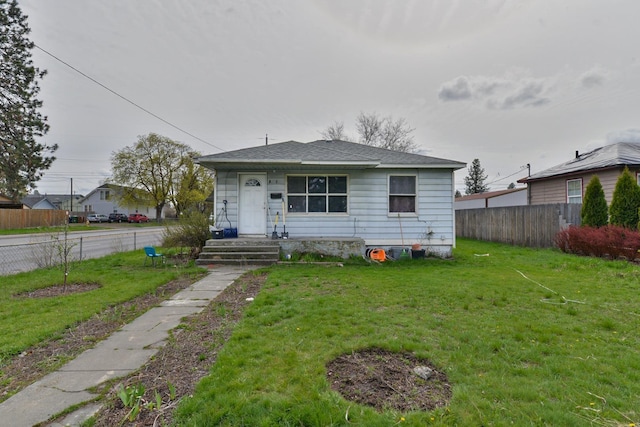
70, 178, 73, 212
265, 133, 268, 145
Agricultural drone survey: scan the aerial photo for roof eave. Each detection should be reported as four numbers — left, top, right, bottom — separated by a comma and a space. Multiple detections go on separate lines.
518, 164, 631, 183
376, 163, 466, 170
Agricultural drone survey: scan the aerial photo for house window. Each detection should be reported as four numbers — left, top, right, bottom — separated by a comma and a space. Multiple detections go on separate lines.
100, 190, 110, 200
286, 175, 347, 213
567, 179, 582, 204
389, 175, 417, 213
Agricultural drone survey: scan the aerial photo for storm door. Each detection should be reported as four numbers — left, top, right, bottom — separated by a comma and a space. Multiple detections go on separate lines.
238, 173, 267, 235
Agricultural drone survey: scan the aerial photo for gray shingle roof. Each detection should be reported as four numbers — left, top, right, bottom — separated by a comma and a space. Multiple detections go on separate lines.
196, 139, 465, 170
521, 142, 640, 182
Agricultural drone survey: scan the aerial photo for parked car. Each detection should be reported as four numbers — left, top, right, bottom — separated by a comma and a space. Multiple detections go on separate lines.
128, 213, 150, 223
87, 214, 109, 223
108, 213, 128, 223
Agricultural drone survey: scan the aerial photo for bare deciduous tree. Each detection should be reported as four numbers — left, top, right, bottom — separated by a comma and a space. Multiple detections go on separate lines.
320, 121, 347, 141
321, 112, 417, 153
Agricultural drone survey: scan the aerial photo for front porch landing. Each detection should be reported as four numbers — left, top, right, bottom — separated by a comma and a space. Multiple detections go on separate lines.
196, 237, 366, 266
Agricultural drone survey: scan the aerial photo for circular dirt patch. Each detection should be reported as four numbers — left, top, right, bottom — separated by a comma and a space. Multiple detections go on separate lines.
326, 348, 452, 412
15, 283, 101, 298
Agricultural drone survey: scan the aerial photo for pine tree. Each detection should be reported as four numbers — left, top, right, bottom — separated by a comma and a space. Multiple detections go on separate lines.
609, 167, 640, 229
464, 158, 489, 195
0, 0, 57, 201
581, 175, 608, 227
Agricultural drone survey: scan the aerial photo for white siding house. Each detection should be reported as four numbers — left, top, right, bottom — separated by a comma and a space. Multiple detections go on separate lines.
79, 184, 157, 218
197, 140, 465, 256
455, 188, 528, 210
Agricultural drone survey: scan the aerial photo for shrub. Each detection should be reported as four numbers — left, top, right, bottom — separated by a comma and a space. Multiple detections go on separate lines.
162, 211, 210, 258
609, 166, 640, 229
555, 225, 640, 260
581, 175, 608, 227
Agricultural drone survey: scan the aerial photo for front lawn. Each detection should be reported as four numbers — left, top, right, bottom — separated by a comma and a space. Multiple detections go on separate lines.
0, 249, 205, 360
175, 239, 640, 426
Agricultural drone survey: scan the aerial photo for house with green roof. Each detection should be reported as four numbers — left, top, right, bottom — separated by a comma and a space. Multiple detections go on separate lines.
196, 139, 465, 256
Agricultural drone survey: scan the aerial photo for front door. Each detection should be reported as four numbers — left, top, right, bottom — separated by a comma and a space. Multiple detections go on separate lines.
238, 173, 267, 235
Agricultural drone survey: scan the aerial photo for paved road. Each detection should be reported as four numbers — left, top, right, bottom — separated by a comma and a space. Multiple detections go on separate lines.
0, 227, 165, 275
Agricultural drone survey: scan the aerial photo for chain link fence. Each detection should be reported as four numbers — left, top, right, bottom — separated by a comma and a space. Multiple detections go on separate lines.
0, 230, 164, 276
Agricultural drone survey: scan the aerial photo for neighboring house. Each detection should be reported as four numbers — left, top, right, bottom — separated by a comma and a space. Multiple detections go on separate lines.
454, 187, 528, 210
21, 194, 58, 210
52, 194, 84, 211
518, 142, 640, 205
20, 192, 84, 211
196, 139, 465, 256
0, 194, 23, 209
79, 184, 157, 218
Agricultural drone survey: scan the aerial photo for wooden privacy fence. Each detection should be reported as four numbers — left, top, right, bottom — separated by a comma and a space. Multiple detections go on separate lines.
455, 203, 582, 248
0, 209, 68, 229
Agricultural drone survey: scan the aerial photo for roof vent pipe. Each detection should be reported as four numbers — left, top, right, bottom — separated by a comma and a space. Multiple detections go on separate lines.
575, 150, 579, 158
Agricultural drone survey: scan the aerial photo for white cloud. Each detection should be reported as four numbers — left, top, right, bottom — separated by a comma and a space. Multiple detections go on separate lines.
606, 128, 640, 144
580, 66, 607, 88
437, 76, 472, 101
437, 69, 554, 110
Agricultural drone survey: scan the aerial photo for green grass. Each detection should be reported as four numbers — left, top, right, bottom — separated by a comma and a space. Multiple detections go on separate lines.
175, 239, 640, 426
0, 249, 205, 361
0, 224, 99, 235
0, 220, 166, 235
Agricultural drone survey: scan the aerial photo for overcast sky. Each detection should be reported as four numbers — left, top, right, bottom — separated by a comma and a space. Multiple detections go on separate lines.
18, 0, 640, 196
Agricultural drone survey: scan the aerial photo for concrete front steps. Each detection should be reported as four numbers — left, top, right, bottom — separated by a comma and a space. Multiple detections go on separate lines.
196, 239, 280, 266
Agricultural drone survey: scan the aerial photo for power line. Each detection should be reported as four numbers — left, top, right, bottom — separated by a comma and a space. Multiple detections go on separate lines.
34, 44, 225, 152
486, 166, 528, 186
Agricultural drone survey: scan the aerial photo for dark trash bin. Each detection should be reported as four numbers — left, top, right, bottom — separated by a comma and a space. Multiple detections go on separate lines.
411, 249, 425, 259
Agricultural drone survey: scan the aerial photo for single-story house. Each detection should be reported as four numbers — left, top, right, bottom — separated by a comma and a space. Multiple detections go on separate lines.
0, 194, 23, 209
79, 183, 157, 218
518, 142, 640, 205
52, 193, 84, 211
21, 194, 58, 210
454, 187, 528, 210
196, 139, 466, 256
20, 192, 84, 211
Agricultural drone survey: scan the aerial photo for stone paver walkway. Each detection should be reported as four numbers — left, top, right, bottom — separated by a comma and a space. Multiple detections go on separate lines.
0, 266, 249, 427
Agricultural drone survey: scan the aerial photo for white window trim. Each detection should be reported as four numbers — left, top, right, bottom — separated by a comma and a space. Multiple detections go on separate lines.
566, 178, 583, 204
285, 174, 349, 215
388, 174, 418, 216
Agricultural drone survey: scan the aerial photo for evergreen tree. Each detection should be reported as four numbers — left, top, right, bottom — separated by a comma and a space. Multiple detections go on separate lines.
581, 175, 608, 227
609, 167, 640, 229
0, 0, 57, 201
464, 158, 489, 195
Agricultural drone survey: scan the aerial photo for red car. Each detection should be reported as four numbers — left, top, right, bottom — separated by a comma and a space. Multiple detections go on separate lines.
128, 213, 150, 223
